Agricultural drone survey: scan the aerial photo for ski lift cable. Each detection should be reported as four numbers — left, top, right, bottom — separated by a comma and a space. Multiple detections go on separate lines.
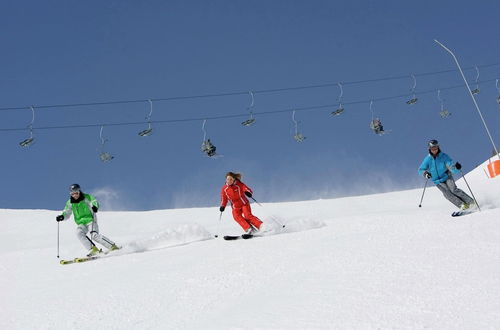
1, 79, 499, 133
0, 86, 481, 132
1, 63, 500, 112
0, 75, 495, 117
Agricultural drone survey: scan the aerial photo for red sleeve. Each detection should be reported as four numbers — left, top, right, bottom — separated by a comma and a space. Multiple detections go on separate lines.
220, 186, 228, 207
239, 181, 253, 194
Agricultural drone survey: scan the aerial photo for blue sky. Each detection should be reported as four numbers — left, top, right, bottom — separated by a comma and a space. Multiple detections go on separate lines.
1, 0, 499, 210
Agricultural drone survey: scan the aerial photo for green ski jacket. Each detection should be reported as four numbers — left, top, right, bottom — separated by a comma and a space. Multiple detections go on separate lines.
62, 193, 99, 225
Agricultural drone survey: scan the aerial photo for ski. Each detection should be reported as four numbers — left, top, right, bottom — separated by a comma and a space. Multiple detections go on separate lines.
60, 256, 99, 265
75, 256, 100, 263
59, 258, 77, 265
59, 247, 122, 265
451, 210, 475, 217
223, 235, 241, 240
223, 234, 254, 240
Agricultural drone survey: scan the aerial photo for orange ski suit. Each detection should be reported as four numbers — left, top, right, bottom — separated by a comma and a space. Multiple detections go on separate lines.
220, 180, 263, 232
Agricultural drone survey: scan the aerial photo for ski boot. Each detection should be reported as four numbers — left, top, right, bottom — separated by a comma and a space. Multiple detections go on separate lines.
86, 246, 101, 257
105, 244, 121, 255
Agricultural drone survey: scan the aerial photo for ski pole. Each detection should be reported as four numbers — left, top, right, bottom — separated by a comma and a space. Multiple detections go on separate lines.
57, 221, 60, 258
214, 212, 222, 238
249, 196, 263, 207
250, 196, 285, 228
418, 178, 429, 208
460, 169, 481, 211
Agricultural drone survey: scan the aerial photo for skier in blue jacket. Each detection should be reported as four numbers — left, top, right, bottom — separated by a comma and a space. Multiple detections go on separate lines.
418, 140, 474, 210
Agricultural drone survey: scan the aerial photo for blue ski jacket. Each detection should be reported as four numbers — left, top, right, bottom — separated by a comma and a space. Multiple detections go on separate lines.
418, 151, 458, 184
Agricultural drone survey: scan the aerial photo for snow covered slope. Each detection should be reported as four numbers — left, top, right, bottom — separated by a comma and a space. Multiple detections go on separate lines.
1, 157, 500, 329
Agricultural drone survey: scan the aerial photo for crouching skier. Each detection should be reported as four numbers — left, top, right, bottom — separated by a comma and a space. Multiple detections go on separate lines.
418, 140, 475, 211
56, 184, 120, 257
220, 172, 263, 235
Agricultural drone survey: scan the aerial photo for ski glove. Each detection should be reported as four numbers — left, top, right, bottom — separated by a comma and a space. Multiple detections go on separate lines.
56, 215, 64, 222
244, 191, 252, 198
455, 162, 462, 170
423, 171, 432, 179
92, 206, 98, 213
219, 206, 225, 212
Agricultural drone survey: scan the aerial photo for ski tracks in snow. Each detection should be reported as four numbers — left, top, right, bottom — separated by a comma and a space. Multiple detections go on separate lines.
113, 216, 326, 257
122, 224, 213, 254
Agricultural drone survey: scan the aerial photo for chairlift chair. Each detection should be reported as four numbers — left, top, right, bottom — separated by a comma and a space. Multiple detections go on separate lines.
138, 128, 153, 137
293, 133, 306, 142
201, 139, 217, 157
98, 126, 114, 162
19, 137, 35, 147
370, 118, 385, 135
471, 66, 480, 95
406, 75, 418, 105
331, 106, 345, 116
201, 120, 218, 157
241, 91, 256, 127
439, 109, 452, 118
99, 152, 114, 162
291, 110, 306, 142
19, 127, 35, 147
406, 97, 418, 105
332, 83, 345, 116
241, 118, 256, 126
19, 106, 36, 147
138, 100, 154, 137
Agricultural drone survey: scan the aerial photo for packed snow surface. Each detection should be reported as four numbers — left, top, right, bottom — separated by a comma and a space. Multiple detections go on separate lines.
2, 157, 500, 329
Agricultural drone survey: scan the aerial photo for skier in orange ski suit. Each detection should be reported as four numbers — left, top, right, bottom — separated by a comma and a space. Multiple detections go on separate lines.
220, 172, 263, 233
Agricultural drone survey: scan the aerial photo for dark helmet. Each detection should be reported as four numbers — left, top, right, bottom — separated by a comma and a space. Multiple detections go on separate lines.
428, 139, 439, 148
69, 183, 81, 193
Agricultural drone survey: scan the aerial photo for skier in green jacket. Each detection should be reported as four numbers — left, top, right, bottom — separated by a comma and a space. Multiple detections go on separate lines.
56, 184, 119, 257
